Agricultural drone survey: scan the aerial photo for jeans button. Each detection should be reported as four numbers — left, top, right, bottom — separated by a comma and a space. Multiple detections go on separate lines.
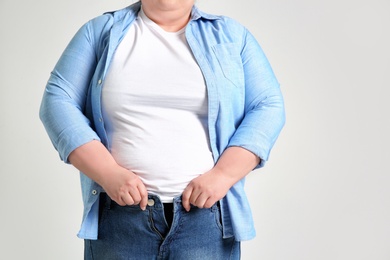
147, 199, 155, 206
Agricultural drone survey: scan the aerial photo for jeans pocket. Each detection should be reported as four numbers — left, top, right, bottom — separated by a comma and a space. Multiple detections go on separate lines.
98, 193, 108, 227
212, 203, 223, 233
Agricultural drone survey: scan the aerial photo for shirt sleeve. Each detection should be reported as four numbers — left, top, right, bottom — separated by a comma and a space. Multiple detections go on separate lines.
39, 21, 101, 163
227, 29, 285, 168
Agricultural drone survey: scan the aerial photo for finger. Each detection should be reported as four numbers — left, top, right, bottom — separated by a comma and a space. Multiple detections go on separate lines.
203, 197, 217, 209
182, 186, 193, 212
114, 197, 127, 206
193, 193, 209, 209
188, 187, 202, 206
128, 187, 142, 205
121, 192, 135, 206
138, 184, 148, 211
106, 192, 125, 206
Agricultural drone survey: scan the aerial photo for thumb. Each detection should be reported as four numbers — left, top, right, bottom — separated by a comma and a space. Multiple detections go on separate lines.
182, 186, 192, 212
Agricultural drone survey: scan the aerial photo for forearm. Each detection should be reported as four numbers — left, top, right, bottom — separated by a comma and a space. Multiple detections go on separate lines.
213, 146, 260, 186
68, 140, 121, 186
182, 146, 260, 210
68, 140, 148, 208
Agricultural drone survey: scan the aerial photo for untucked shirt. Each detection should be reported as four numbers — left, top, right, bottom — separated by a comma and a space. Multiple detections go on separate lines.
40, 2, 285, 241
102, 8, 214, 202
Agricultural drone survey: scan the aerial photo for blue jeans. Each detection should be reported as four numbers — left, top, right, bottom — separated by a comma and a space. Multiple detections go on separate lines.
84, 193, 240, 260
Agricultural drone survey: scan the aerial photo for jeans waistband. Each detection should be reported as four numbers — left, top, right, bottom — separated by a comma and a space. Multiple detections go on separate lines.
100, 193, 219, 212
100, 193, 182, 210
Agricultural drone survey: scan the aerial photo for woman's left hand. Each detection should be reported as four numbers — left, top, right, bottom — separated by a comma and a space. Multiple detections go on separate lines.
181, 146, 261, 211
181, 169, 232, 211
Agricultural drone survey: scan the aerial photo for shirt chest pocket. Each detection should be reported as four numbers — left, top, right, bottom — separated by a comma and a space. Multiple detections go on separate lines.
212, 43, 245, 89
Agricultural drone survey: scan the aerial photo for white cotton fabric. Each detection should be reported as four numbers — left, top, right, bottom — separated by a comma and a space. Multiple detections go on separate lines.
102, 8, 214, 202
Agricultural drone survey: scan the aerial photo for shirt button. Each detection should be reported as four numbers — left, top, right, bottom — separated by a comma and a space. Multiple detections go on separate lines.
92, 190, 98, 195
147, 199, 155, 207
98, 79, 102, 85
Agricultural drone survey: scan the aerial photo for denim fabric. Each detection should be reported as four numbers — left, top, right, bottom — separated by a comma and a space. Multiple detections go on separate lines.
84, 194, 240, 260
39, 1, 285, 241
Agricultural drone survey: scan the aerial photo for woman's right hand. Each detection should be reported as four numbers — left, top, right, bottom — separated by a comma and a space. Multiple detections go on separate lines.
68, 140, 148, 210
100, 167, 148, 210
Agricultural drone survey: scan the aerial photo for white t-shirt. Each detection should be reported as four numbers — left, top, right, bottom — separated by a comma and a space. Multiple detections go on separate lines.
102, 8, 214, 202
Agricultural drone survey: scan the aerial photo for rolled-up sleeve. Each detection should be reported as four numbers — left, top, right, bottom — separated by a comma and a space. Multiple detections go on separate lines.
228, 29, 285, 168
39, 21, 101, 163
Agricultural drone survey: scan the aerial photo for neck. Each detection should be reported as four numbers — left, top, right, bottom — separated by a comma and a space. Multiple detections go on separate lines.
141, 2, 193, 32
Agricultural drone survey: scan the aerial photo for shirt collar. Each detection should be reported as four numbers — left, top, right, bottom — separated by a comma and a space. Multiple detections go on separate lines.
109, 2, 220, 30
191, 5, 221, 21
119, 2, 220, 22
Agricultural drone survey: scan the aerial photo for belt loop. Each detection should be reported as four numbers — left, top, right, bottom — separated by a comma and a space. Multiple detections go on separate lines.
106, 193, 112, 210
100, 192, 112, 210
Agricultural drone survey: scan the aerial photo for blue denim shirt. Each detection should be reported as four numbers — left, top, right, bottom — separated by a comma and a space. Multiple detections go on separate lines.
40, 2, 285, 241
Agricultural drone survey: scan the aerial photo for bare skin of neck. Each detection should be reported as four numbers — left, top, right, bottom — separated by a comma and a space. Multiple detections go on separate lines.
141, 0, 194, 32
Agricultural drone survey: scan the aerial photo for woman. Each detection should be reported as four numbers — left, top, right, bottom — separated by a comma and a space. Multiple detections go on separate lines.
40, 0, 285, 259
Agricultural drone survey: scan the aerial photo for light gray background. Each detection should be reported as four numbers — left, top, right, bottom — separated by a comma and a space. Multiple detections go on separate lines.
1, 0, 389, 259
